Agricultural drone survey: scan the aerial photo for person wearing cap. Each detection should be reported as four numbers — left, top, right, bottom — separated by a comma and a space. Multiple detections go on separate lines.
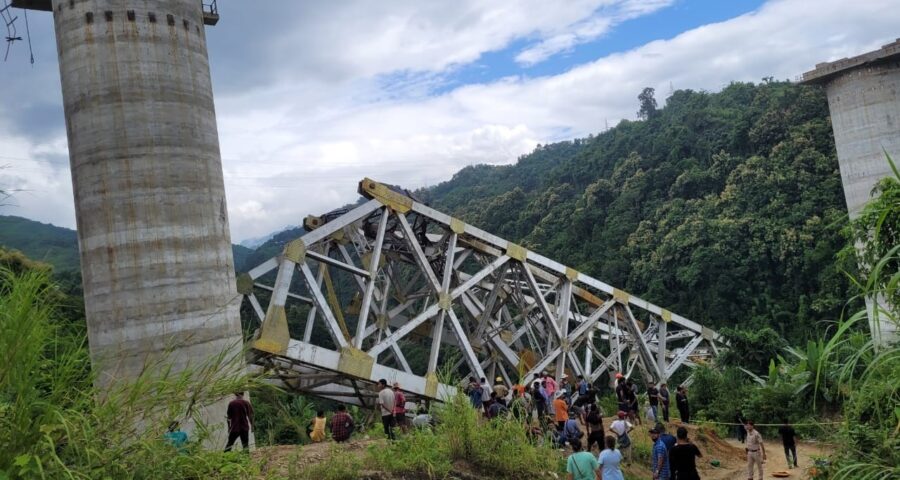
392, 382, 408, 433
553, 390, 570, 431
745, 420, 766, 480
608, 411, 633, 465
650, 427, 671, 479
493, 377, 509, 399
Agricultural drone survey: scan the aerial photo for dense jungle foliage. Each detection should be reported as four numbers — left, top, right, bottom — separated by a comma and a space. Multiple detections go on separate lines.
419, 80, 853, 342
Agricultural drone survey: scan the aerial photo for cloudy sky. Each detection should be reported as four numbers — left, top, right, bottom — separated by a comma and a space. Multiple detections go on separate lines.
1, 0, 898, 243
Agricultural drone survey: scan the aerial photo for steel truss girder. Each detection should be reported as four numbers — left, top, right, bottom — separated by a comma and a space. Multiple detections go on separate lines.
239, 178, 724, 404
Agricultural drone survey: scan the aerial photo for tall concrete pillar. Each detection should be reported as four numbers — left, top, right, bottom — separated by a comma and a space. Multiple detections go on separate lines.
801, 39, 900, 345
16, 0, 243, 444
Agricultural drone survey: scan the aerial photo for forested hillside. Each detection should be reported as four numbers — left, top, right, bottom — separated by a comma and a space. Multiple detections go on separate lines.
0, 215, 256, 275
418, 81, 853, 341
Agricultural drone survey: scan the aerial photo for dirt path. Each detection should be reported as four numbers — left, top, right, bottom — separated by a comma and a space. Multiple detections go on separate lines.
253, 438, 376, 479
702, 438, 831, 480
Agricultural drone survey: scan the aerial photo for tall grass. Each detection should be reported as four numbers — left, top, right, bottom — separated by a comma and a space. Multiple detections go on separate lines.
0, 268, 263, 479
817, 155, 900, 480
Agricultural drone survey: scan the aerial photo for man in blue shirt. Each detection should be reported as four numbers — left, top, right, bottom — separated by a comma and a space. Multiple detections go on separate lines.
650, 427, 671, 480
657, 423, 676, 451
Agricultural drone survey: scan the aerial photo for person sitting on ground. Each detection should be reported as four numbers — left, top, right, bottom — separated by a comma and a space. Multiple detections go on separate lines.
566, 439, 600, 480
657, 422, 677, 451
488, 391, 509, 418
669, 426, 702, 480
164, 421, 188, 452
608, 411, 634, 465
598, 434, 625, 480
554, 391, 570, 431
778, 418, 799, 469
330, 404, 354, 442
560, 416, 584, 447
586, 404, 605, 452
650, 426, 672, 480
310, 410, 327, 442
412, 407, 434, 429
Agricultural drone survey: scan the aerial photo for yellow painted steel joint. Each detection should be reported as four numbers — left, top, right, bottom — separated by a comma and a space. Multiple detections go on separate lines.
283, 239, 306, 263
337, 346, 375, 379
661, 309, 672, 323
358, 177, 413, 213
506, 243, 527, 261
438, 292, 452, 310
613, 288, 630, 303
253, 305, 289, 355
565, 267, 579, 282
376, 314, 389, 330
236, 272, 254, 295
560, 338, 571, 352
424, 372, 439, 398
303, 215, 324, 231
450, 217, 466, 234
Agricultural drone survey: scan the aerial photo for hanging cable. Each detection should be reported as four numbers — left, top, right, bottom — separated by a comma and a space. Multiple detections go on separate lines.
23, 7, 32, 65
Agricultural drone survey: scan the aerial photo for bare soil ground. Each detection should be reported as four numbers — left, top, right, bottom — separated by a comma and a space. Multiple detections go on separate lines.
251, 422, 832, 480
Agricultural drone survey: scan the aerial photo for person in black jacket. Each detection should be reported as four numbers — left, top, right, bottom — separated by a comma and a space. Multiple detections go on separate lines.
778, 419, 799, 468
675, 386, 690, 424
669, 426, 702, 480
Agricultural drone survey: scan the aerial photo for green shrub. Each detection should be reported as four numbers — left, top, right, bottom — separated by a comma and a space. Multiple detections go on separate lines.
368, 429, 451, 478
291, 447, 362, 480
0, 267, 262, 479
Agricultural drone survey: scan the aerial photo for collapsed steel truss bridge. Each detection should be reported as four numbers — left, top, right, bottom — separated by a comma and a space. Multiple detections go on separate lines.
238, 178, 723, 407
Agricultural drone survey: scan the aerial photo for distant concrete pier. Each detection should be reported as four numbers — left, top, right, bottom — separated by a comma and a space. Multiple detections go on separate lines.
801, 39, 900, 345
14, 0, 241, 444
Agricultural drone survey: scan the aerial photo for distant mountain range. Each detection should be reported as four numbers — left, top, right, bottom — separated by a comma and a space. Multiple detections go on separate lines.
0, 215, 258, 274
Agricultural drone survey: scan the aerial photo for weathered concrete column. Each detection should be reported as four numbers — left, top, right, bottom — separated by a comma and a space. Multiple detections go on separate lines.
801, 39, 900, 346
36, 0, 244, 445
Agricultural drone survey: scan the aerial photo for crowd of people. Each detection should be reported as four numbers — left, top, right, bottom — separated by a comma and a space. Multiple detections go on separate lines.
207, 373, 799, 480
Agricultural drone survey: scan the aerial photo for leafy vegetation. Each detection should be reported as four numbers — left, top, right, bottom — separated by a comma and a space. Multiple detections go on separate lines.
419, 81, 853, 342
0, 262, 262, 479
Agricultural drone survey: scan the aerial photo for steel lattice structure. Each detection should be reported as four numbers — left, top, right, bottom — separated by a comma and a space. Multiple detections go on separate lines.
238, 178, 723, 407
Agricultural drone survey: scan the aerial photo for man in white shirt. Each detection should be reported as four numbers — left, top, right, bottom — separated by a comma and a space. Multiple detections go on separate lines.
609, 411, 634, 465
376, 379, 396, 440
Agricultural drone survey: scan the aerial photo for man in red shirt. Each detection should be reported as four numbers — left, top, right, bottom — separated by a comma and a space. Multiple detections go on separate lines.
393, 382, 408, 433
330, 404, 355, 442
225, 392, 253, 452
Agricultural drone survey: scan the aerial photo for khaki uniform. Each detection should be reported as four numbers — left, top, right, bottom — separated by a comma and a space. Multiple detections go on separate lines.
745, 429, 765, 479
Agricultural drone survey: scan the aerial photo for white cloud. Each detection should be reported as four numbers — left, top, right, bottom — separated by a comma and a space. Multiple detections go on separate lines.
2, 0, 899, 244
514, 0, 674, 66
